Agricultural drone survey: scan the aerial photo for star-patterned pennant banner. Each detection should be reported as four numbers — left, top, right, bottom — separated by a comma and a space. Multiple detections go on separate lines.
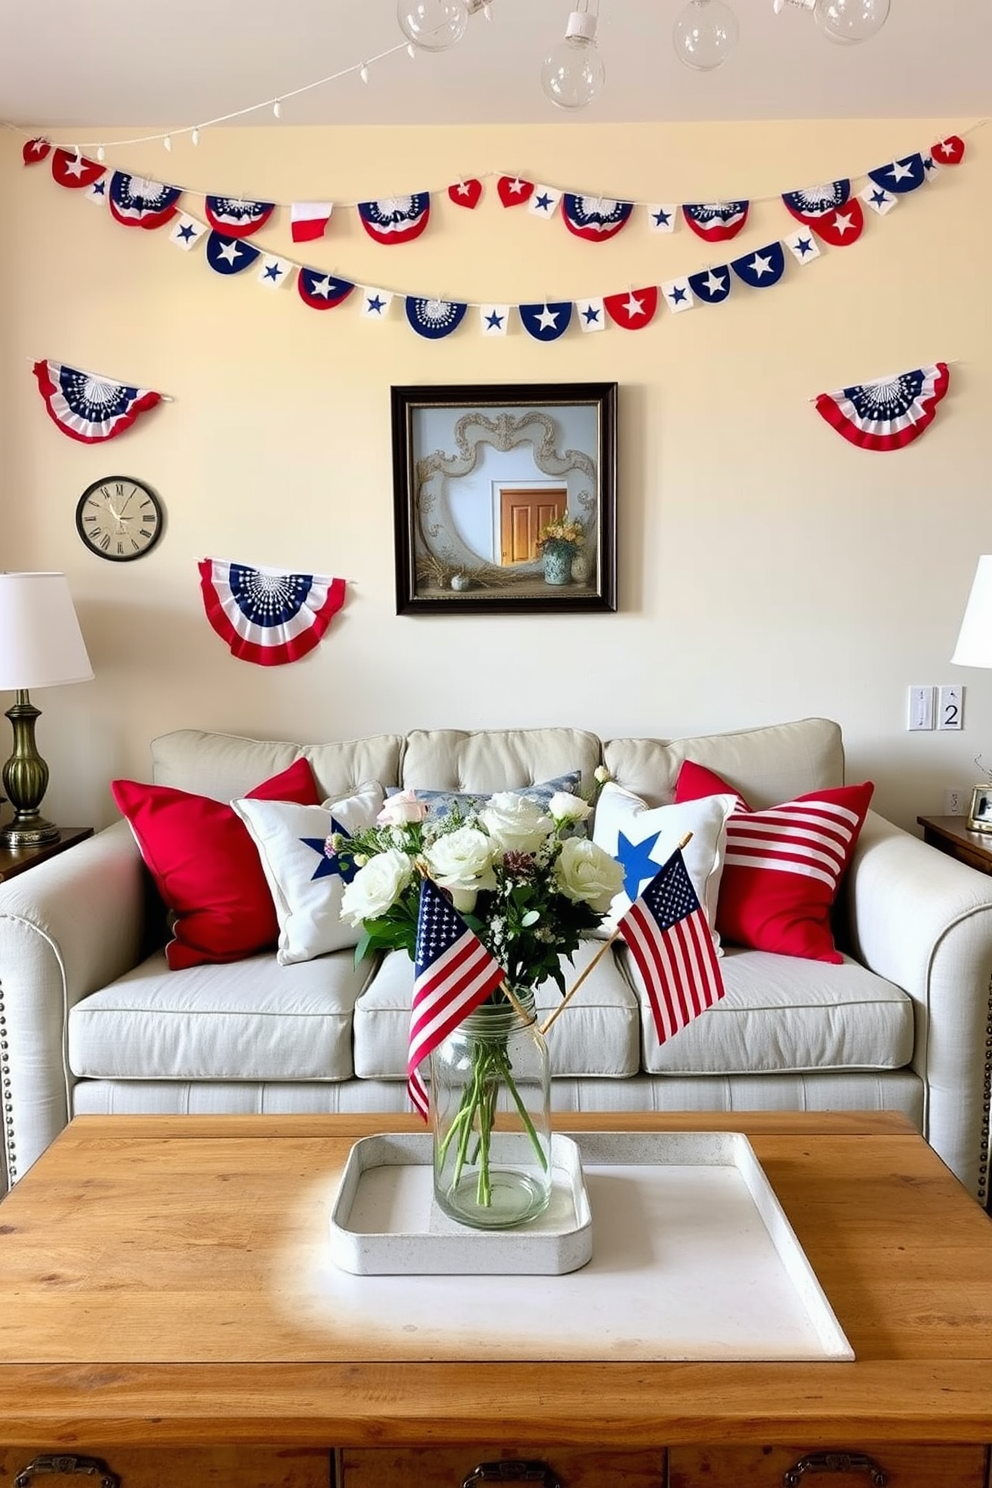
108, 173, 182, 230
360, 288, 393, 320
497, 175, 534, 207
859, 182, 898, 216
687, 266, 732, 306
783, 228, 820, 264
448, 178, 483, 209
479, 304, 509, 336
576, 298, 606, 333
358, 194, 431, 244
604, 286, 659, 329
297, 268, 355, 310
782, 181, 864, 248
405, 297, 468, 338
170, 213, 208, 251
661, 278, 694, 314
519, 301, 572, 340
205, 231, 261, 275
730, 241, 786, 290
32, 359, 163, 443
528, 185, 562, 219
813, 364, 950, 452
51, 148, 106, 190
682, 201, 749, 242
646, 203, 677, 234
867, 153, 926, 196
258, 254, 295, 289
561, 195, 633, 242
198, 559, 347, 666
85, 179, 108, 208
204, 195, 275, 238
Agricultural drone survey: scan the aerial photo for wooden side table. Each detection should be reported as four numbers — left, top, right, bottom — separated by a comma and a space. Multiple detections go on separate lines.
917, 815, 992, 876
0, 827, 94, 884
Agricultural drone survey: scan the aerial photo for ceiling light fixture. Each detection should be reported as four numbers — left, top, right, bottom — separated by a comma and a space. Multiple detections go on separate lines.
540, 3, 606, 112
772, 0, 891, 44
397, 0, 470, 53
672, 0, 739, 71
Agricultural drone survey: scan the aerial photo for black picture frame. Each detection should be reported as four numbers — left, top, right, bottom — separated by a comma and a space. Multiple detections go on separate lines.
391, 382, 617, 614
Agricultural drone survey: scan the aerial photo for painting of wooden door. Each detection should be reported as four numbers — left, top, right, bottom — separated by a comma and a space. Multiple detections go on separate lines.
498, 485, 567, 566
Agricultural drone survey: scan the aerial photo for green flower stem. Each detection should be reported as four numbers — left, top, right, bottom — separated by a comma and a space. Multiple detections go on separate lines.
437, 1033, 547, 1209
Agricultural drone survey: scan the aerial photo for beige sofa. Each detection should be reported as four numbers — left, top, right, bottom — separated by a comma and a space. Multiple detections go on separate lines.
3, 716, 992, 1200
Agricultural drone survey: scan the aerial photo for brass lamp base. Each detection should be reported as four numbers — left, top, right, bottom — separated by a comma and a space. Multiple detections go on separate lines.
0, 815, 61, 848
1, 690, 61, 849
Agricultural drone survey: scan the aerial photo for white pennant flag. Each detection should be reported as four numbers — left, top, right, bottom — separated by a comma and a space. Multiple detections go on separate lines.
290, 201, 334, 242
859, 183, 898, 216
661, 278, 695, 313
528, 184, 562, 219
646, 203, 677, 234
783, 228, 821, 264
922, 154, 942, 184
360, 288, 394, 321
85, 179, 107, 207
479, 304, 510, 337
169, 213, 207, 251
258, 255, 295, 289
576, 298, 606, 333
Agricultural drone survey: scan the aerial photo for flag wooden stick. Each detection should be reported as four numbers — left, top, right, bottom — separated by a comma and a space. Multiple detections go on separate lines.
539, 830, 695, 1039
500, 980, 537, 1025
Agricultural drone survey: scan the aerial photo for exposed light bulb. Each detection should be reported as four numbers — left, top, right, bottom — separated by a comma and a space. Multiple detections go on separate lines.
540, 11, 606, 112
359, 62, 370, 83
397, 0, 469, 52
96, 145, 105, 162
191, 127, 201, 145
273, 99, 282, 119
813, 0, 889, 43
673, 0, 739, 70
163, 134, 172, 152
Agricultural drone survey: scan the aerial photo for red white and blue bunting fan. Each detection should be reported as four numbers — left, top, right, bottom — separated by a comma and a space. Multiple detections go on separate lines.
204, 196, 275, 237
33, 359, 163, 443
682, 201, 749, 242
198, 559, 347, 666
814, 364, 950, 451
108, 173, 182, 229
782, 181, 864, 248
358, 194, 431, 244
405, 297, 468, 338
561, 195, 633, 242
297, 268, 355, 310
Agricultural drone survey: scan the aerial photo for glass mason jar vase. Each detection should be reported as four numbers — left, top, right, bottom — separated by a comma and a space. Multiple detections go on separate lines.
430, 991, 552, 1230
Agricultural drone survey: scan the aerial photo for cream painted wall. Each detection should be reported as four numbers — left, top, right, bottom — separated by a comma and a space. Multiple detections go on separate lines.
1, 118, 989, 834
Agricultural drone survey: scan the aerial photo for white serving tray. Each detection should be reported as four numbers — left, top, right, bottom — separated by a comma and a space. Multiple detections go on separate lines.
329, 1132, 592, 1276
321, 1129, 854, 1363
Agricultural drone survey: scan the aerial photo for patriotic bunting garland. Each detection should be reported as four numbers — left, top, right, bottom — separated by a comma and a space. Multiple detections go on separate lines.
198, 559, 347, 666
33, 359, 163, 443
813, 364, 950, 452
23, 129, 971, 344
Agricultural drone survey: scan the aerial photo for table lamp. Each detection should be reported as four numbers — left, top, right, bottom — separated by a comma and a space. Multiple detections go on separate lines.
0, 573, 94, 848
951, 556, 992, 669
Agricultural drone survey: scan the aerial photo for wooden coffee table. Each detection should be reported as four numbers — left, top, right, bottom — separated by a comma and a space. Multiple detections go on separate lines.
0, 1111, 990, 1488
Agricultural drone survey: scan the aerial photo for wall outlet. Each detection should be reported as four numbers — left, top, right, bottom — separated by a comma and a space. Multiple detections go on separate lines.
908, 685, 935, 730
938, 684, 965, 730
945, 788, 967, 816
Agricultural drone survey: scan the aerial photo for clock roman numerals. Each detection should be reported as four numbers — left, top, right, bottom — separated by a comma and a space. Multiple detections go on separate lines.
75, 476, 164, 562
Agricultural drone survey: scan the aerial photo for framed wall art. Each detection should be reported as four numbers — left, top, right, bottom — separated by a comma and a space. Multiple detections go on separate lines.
391, 382, 617, 614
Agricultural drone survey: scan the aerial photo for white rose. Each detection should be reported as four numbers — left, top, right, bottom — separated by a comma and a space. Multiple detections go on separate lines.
548, 791, 593, 824
340, 847, 414, 926
377, 789, 429, 826
425, 826, 497, 915
554, 838, 625, 914
479, 792, 553, 854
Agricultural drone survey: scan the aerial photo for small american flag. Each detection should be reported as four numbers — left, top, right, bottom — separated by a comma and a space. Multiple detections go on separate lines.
618, 848, 724, 1045
408, 877, 506, 1120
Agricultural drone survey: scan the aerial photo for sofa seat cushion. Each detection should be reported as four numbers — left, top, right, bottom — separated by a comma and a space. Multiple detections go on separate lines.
68, 949, 375, 1082
353, 941, 641, 1080
619, 945, 915, 1075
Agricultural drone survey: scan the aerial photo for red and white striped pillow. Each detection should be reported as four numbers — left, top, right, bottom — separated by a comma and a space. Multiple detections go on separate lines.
674, 760, 874, 964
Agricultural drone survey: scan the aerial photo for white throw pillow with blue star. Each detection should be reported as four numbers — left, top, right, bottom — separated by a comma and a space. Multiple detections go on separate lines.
231, 784, 385, 965
591, 782, 738, 950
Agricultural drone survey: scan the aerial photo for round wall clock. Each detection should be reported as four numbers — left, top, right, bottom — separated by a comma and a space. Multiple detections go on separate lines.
75, 475, 164, 562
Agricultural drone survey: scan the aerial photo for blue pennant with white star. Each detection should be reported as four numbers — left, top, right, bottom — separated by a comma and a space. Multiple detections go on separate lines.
867, 153, 926, 196
616, 830, 664, 903
518, 301, 573, 341
730, 241, 786, 289
405, 297, 468, 339
204, 195, 275, 238
205, 231, 261, 276
302, 818, 358, 883
687, 265, 732, 305
108, 173, 182, 230
297, 268, 355, 310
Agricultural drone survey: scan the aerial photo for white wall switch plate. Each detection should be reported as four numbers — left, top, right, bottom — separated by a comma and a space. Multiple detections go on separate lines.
945, 788, 966, 815
908, 685, 935, 730
938, 684, 964, 730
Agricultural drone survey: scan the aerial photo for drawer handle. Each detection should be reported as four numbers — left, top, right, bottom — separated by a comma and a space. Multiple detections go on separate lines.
14, 1455, 120, 1488
462, 1462, 562, 1488
783, 1452, 888, 1486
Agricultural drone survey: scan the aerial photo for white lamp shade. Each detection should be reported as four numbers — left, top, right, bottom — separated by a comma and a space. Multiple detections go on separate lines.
0, 573, 94, 690
951, 556, 992, 668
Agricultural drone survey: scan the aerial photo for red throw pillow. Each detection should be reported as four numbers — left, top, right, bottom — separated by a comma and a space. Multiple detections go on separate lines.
112, 756, 320, 970
674, 759, 874, 964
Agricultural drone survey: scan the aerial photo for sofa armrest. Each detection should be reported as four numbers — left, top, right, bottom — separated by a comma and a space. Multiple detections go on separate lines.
0, 820, 147, 1184
846, 808, 992, 1197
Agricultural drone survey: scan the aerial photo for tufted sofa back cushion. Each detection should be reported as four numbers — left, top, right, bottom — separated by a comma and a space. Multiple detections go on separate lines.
399, 727, 603, 798
604, 717, 845, 809
150, 729, 404, 803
